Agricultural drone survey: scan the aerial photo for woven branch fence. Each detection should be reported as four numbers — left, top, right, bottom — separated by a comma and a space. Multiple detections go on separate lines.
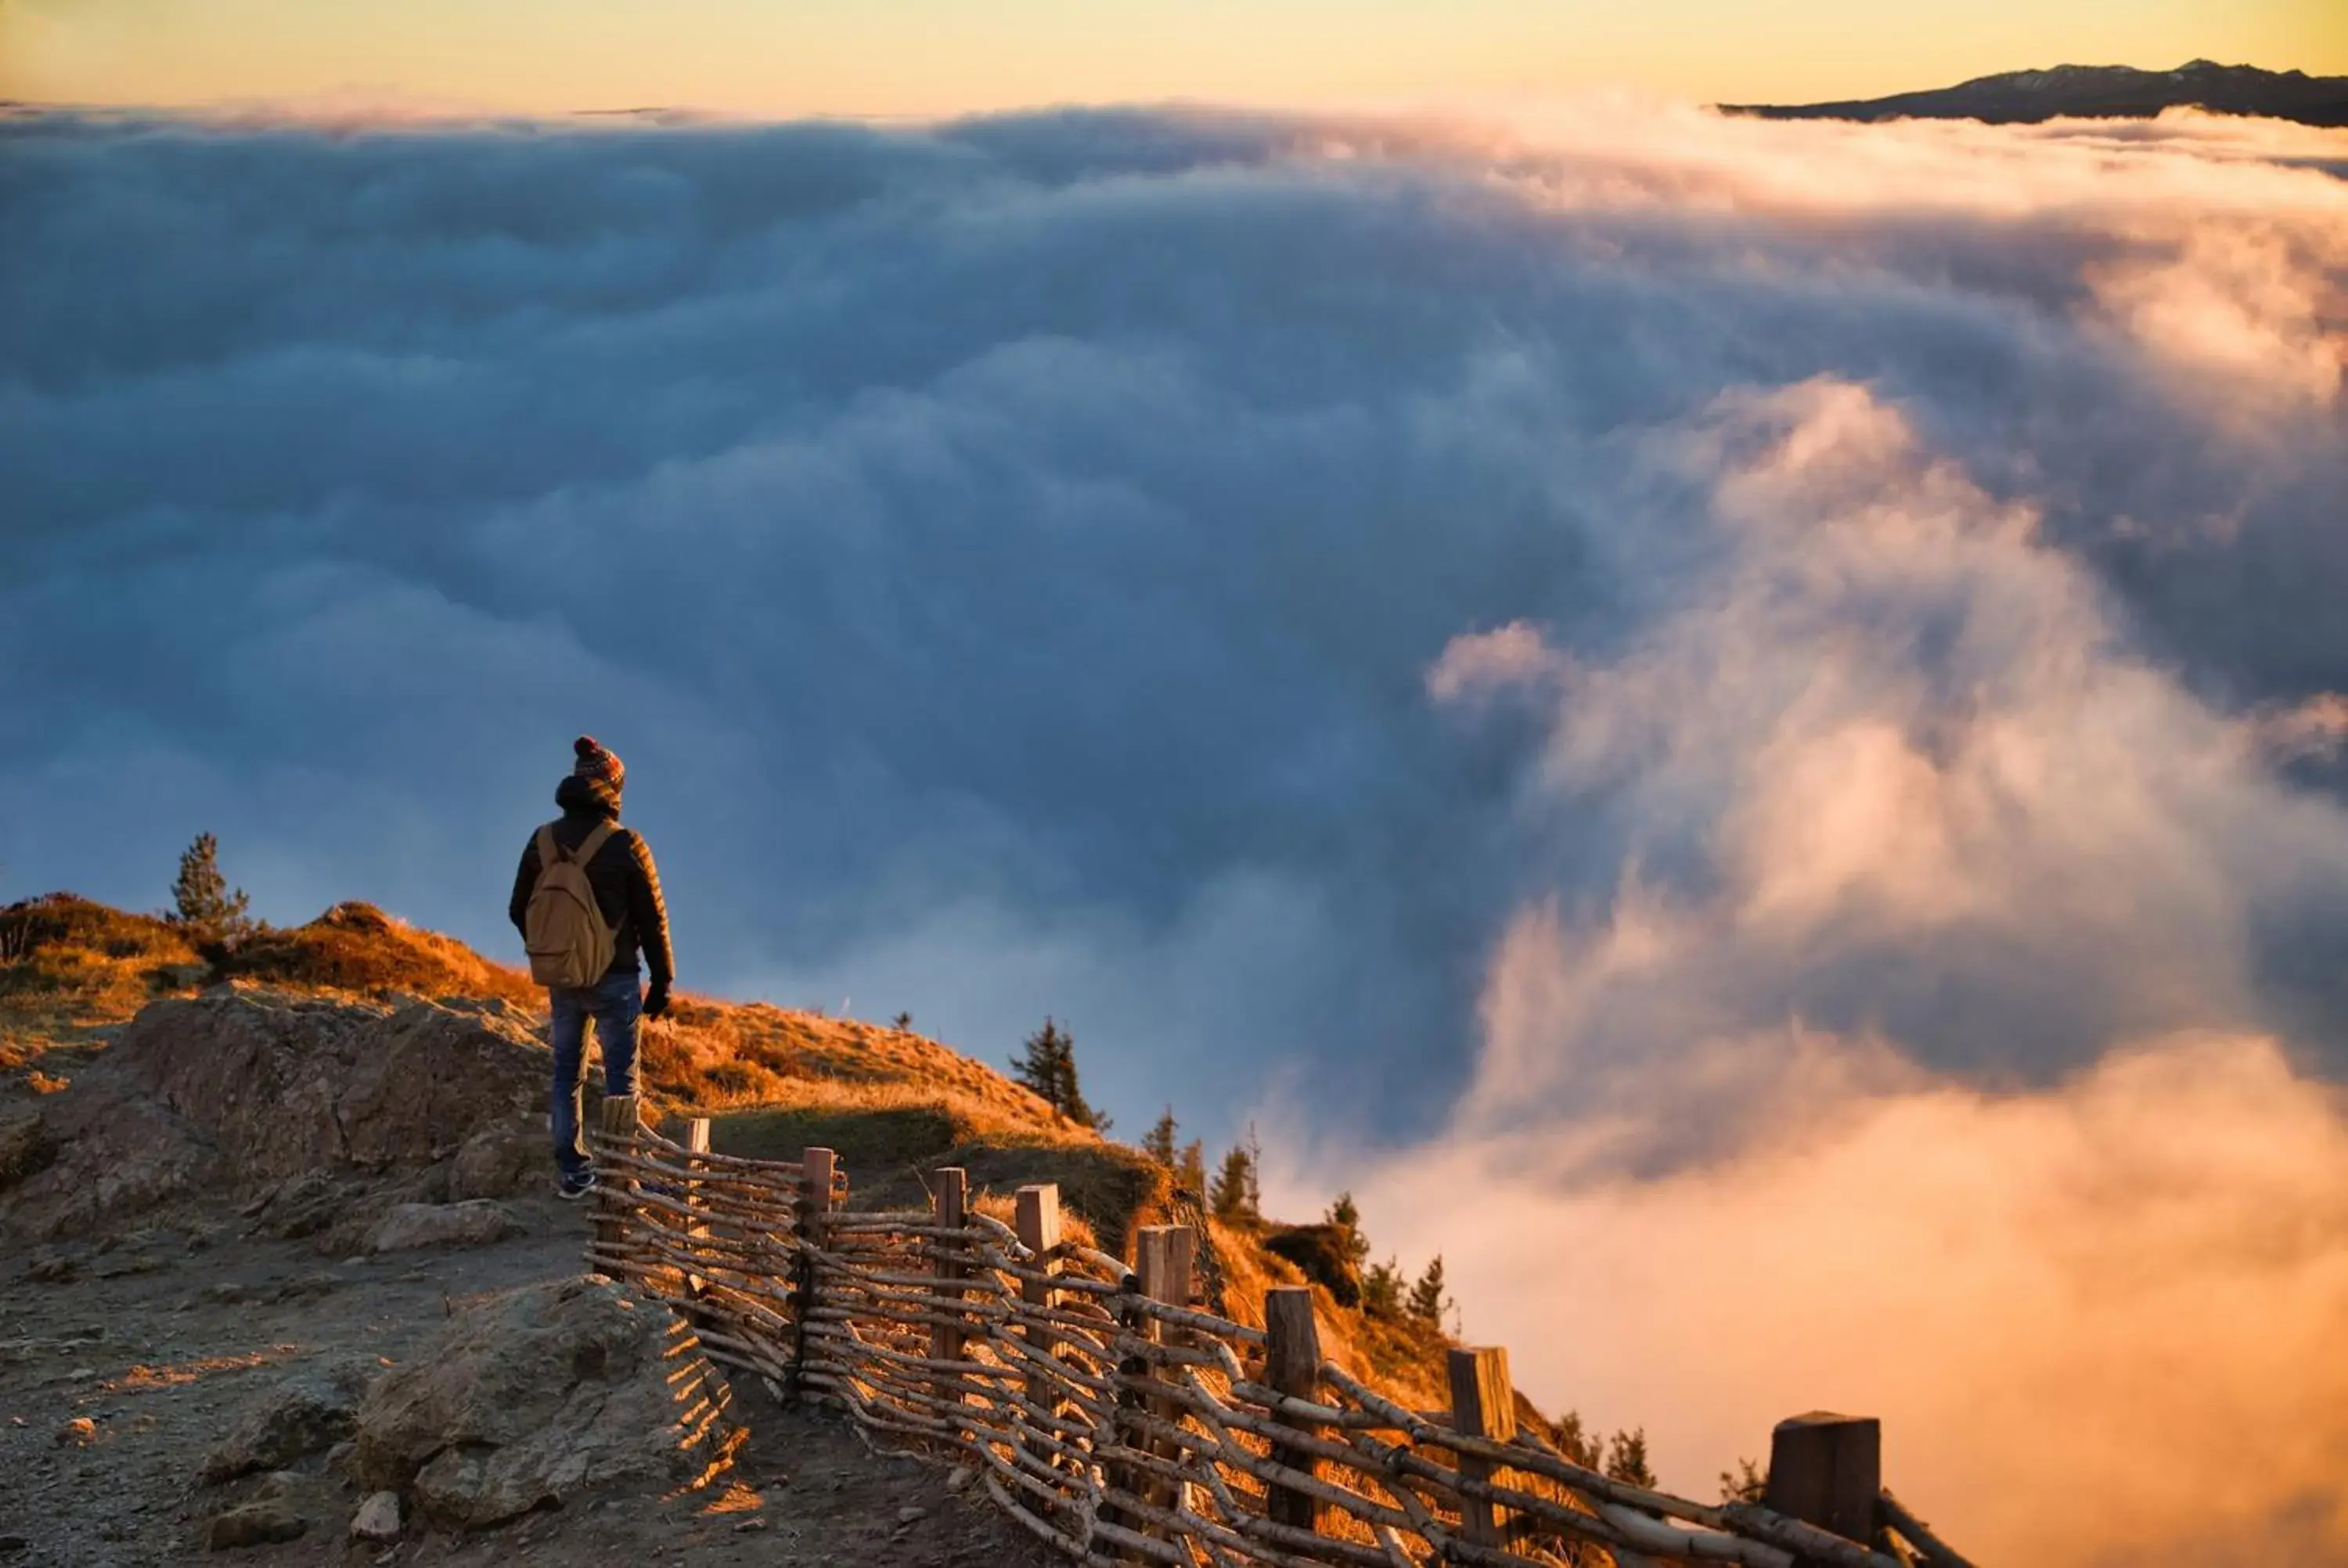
585, 1098, 1977, 1568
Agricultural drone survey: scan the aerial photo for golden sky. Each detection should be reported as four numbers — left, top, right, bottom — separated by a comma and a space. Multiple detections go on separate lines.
3, 0, 2343, 117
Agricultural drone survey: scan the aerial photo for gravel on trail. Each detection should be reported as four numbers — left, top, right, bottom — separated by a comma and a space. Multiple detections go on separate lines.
0, 1188, 1061, 1567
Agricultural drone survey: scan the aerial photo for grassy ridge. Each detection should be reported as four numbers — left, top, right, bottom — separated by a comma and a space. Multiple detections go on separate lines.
0, 891, 1486, 1408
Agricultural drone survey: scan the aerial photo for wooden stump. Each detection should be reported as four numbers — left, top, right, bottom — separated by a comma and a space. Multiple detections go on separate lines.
1263, 1287, 1326, 1538
1447, 1346, 1518, 1548
1765, 1412, 1881, 1548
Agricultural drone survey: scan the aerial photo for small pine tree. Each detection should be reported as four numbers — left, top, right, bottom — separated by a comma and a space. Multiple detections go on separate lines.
1008, 1018, 1110, 1131
171, 833, 254, 944
1176, 1140, 1207, 1199
1361, 1256, 1404, 1319
1550, 1409, 1600, 1469
1718, 1457, 1767, 1505
1143, 1106, 1179, 1167
1326, 1192, 1370, 1267
1406, 1254, 1448, 1325
1209, 1144, 1258, 1225
1604, 1428, 1657, 1491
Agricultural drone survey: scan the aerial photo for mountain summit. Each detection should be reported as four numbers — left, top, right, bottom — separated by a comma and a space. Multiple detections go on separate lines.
1727, 59, 2348, 126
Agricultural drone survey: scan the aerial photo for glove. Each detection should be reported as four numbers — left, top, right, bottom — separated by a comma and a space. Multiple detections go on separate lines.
643, 981, 672, 1020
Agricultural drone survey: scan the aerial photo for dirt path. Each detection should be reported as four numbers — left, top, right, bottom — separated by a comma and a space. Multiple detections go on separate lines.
0, 1192, 1059, 1567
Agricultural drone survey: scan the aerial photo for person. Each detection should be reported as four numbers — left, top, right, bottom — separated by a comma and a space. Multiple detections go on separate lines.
509, 735, 675, 1199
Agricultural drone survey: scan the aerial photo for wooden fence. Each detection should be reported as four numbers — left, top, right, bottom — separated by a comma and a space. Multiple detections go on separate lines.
585, 1098, 1977, 1568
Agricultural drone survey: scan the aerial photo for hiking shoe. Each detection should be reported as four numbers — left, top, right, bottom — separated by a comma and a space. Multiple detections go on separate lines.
557, 1170, 599, 1201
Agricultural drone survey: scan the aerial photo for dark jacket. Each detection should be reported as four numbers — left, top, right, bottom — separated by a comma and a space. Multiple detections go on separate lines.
508, 776, 674, 987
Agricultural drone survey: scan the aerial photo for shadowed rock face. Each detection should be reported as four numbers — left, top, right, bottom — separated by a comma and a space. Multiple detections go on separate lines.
350, 1275, 742, 1530
0, 989, 549, 1239
122, 990, 545, 1181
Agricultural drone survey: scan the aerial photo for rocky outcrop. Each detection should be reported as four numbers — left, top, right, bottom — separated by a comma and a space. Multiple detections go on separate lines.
202, 1361, 375, 1483
351, 1276, 741, 1529
0, 1112, 58, 1190
203, 1471, 319, 1551
0, 988, 549, 1239
2, 1091, 220, 1242
448, 1121, 545, 1200
364, 1199, 523, 1253
116, 989, 545, 1181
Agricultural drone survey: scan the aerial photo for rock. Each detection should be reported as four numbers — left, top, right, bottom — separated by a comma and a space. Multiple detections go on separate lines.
247, 1171, 365, 1241
348, 1491, 402, 1543
116, 992, 546, 1179
25, 1247, 81, 1282
0, 1113, 57, 1192
2, 990, 547, 1241
364, 1200, 523, 1254
897, 1506, 928, 1524
0, 1091, 217, 1245
946, 1465, 976, 1491
272, 1273, 342, 1302
448, 1121, 543, 1200
56, 1417, 95, 1447
351, 1276, 742, 1530
202, 1364, 370, 1482
205, 1496, 306, 1551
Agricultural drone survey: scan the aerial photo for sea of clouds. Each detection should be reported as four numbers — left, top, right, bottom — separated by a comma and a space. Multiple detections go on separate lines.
5, 98, 2346, 1563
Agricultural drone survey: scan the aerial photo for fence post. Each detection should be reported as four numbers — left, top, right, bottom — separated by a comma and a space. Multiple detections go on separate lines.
1447, 1346, 1518, 1548
1141, 1227, 1197, 1527
789, 1146, 837, 1404
1014, 1183, 1061, 1454
1764, 1413, 1881, 1547
593, 1094, 639, 1263
802, 1145, 839, 1222
1263, 1286, 1325, 1537
681, 1117, 711, 1299
931, 1167, 970, 1414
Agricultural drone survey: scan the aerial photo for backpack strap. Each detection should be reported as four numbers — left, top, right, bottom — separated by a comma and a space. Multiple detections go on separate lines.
571, 820, 618, 868
535, 824, 559, 872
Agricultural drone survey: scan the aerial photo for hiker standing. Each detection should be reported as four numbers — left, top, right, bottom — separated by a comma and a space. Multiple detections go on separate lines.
509, 736, 674, 1199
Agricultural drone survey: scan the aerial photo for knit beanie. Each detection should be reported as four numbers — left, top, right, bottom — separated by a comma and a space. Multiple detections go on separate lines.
574, 735, 625, 790
566, 735, 625, 812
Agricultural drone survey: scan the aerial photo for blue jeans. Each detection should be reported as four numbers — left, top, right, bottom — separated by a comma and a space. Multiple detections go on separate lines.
549, 969, 641, 1178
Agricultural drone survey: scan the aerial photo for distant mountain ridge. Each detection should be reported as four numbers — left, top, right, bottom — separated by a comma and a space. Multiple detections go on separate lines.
1726, 59, 2348, 127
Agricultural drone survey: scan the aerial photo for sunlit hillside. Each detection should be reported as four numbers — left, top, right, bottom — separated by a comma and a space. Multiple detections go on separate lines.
0, 890, 1607, 1435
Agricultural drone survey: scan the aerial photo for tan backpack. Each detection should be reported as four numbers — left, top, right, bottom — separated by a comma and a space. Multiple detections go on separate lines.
524, 822, 616, 987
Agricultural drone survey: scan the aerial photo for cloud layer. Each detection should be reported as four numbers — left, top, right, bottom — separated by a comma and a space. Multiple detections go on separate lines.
6, 99, 2348, 1560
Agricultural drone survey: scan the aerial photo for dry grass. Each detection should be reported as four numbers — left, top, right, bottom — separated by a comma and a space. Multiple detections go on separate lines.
0, 895, 205, 1072
217, 901, 541, 1005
